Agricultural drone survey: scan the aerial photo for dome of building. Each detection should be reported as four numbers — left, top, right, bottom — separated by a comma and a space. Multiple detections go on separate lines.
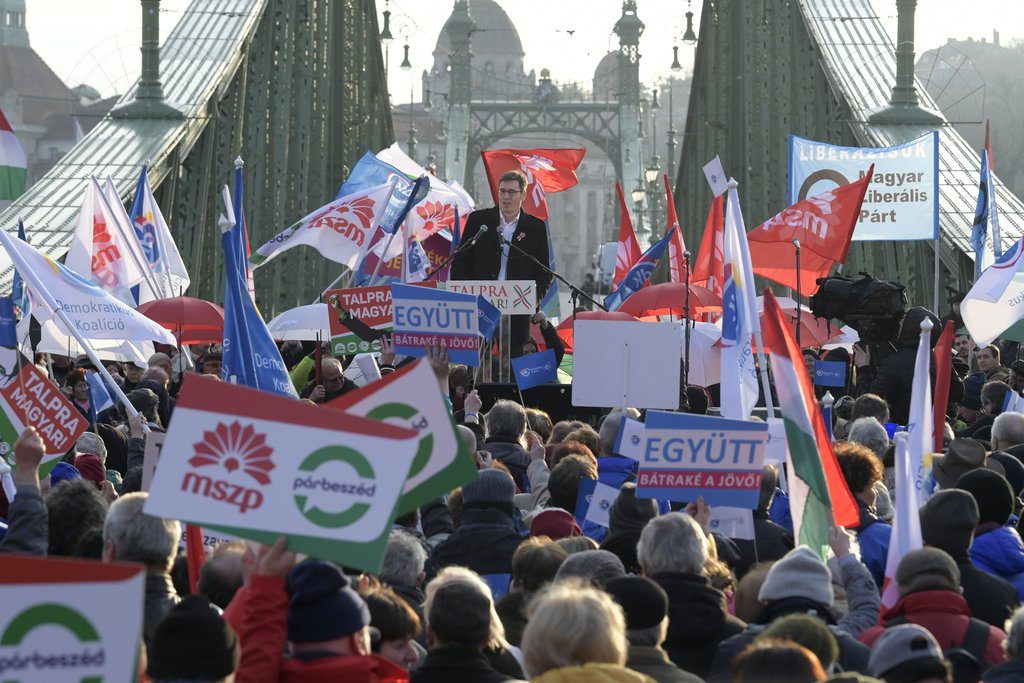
593, 51, 618, 101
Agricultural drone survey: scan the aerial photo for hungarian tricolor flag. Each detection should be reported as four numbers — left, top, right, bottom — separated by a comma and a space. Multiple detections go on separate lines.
614, 182, 641, 286
693, 194, 724, 296
0, 107, 26, 204
748, 167, 873, 296
761, 289, 858, 558
480, 147, 585, 220
664, 175, 688, 283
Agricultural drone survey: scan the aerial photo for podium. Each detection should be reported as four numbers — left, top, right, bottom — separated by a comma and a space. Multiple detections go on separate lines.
446, 279, 537, 383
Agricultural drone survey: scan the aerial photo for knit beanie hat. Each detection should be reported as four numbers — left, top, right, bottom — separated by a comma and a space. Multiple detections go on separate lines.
956, 468, 1015, 526
73, 454, 106, 489
286, 561, 370, 643
147, 595, 240, 680
604, 576, 669, 630
48, 462, 80, 487
989, 452, 1024, 499
75, 431, 107, 461
554, 549, 626, 588
607, 482, 658, 536
530, 508, 582, 539
758, 546, 834, 606
758, 613, 840, 670
959, 374, 984, 411
126, 388, 160, 416
462, 469, 515, 515
919, 489, 979, 555
895, 548, 960, 594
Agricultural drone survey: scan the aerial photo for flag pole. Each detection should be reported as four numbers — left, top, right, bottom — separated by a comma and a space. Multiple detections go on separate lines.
683, 250, 691, 388
793, 239, 802, 349
933, 237, 941, 314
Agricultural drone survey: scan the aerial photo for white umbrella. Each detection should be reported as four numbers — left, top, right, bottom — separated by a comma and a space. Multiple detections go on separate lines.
267, 304, 330, 341
682, 321, 722, 387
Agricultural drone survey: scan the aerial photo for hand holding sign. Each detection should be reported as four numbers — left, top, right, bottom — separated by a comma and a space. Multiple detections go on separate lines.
12, 427, 44, 487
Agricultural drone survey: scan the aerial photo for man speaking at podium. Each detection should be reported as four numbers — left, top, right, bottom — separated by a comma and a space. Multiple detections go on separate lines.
451, 169, 553, 355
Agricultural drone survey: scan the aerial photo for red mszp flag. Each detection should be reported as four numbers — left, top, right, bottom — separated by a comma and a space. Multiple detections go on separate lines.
693, 194, 724, 296
748, 166, 873, 296
664, 175, 688, 283
480, 148, 586, 220
614, 182, 642, 286
933, 320, 955, 452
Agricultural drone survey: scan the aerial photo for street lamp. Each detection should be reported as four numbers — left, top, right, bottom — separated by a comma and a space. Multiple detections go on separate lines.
682, 0, 698, 44
380, 0, 394, 43
671, 45, 682, 72
630, 185, 646, 204
644, 157, 661, 184
400, 43, 412, 70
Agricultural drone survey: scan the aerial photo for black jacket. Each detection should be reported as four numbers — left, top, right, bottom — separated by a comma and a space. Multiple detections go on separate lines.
410, 647, 523, 683
424, 507, 523, 580
954, 552, 1021, 628
651, 572, 746, 680
451, 207, 552, 300
483, 437, 531, 491
625, 646, 704, 683
866, 307, 964, 426
730, 512, 794, 578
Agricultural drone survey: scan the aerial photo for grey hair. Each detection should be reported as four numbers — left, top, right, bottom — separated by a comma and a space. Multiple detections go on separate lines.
598, 408, 641, 457
848, 417, 889, 459
993, 412, 1024, 449
75, 431, 107, 465
626, 617, 668, 647
103, 492, 180, 571
636, 513, 708, 576
380, 530, 427, 587
485, 400, 527, 440
1006, 606, 1024, 660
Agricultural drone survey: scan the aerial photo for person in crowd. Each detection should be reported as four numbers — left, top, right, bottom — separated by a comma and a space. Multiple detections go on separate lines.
529, 508, 582, 539
637, 512, 745, 679
0, 428, 49, 556
955, 469, 1024, 599
425, 469, 523, 581
732, 639, 827, 683
600, 482, 660, 575
148, 351, 174, 378
554, 549, 626, 588
858, 548, 1006, 672
413, 568, 525, 682
44, 477, 108, 556
958, 381, 1013, 440
834, 442, 891, 589
198, 351, 223, 377
483, 400, 532, 487
729, 465, 793, 579
301, 357, 358, 403
521, 580, 654, 682
65, 367, 91, 421
526, 408, 554, 443
708, 535, 876, 682
147, 595, 240, 683
103, 492, 181, 648
604, 575, 704, 683
498, 536, 568, 646
73, 431, 111, 491
522, 311, 566, 366
991, 411, 1024, 457
847, 417, 890, 461
546, 455, 597, 519
866, 624, 951, 683
956, 374, 986, 430
380, 529, 428, 628
983, 606, 1024, 682
975, 344, 1010, 383
123, 360, 146, 392
363, 584, 422, 670
1009, 359, 1024, 394
930, 438, 1004, 490
198, 542, 246, 610
757, 614, 839, 675
596, 408, 642, 488
850, 394, 890, 426
919, 488, 1021, 628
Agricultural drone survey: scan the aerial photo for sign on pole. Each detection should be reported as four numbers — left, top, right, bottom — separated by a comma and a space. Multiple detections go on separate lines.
636, 411, 768, 507
146, 375, 420, 573
391, 284, 480, 365
572, 320, 680, 409
788, 131, 939, 241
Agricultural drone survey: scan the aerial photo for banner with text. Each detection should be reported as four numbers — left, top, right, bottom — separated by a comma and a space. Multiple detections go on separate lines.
146, 374, 419, 573
789, 131, 938, 241
0, 555, 145, 683
445, 280, 536, 315
326, 285, 394, 356
636, 411, 768, 507
391, 284, 480, 365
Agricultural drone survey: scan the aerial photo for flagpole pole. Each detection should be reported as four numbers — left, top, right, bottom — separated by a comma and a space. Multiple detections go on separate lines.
933, 237, 940, 313
314, 269, 351, 305
683, 250, 691, 389
793, 239, 802, 349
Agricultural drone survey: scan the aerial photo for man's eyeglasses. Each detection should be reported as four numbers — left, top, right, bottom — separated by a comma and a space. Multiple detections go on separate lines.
498, 189, 521, 197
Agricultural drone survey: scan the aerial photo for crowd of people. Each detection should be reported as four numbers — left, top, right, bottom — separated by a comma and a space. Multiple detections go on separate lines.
5, 294, 1024, 683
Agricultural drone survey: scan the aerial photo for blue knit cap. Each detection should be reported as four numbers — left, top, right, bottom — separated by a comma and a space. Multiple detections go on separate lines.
286, 561, 370, 643
48, 462, 81, 486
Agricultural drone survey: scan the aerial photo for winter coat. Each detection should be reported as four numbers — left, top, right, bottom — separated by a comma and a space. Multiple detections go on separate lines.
950, 550, 1022, 628
144, 574, 181, 649
650, 572, 745, 680
853, 502, 891, 590
730, 511, 794, 578
410, 647, 523, 683
532, 663, 656, 683
983, 660, 1024, 682
970, 525, 1024, 600
625, 646, 705, 683
598, 456, 639, 490
485, 437, 531, 490
424, 507, 523, 580
858, 590, 1006, 670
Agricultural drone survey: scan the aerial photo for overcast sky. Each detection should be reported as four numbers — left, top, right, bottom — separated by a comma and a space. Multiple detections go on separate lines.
26, 0, 1024, 103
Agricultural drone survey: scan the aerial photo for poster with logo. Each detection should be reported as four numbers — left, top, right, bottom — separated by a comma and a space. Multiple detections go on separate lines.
636, 411, 769, 507
788, 131, 938, 241
0, 350, 88, 476
326, 285, 394, 356
145, 375, 419, 573
445, 280, 536, 315
0, 555, 145, 682
327, 360, 476, 514
391, 284, 480, 366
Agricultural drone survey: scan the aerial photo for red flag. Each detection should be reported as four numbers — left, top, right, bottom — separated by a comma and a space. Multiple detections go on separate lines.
185, 524, 205, 594
692, 194, 724, 296
664, 175, 688, 283
747, 165, 873, 296
480, 148, 586, 220
933, 320, 955, 452
614, 182, 641, 286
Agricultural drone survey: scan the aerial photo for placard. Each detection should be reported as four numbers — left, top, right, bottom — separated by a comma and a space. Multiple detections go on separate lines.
789, 131, 938, 241
146, 375, 419, 573
584, 481, 620, 529
572, 320, 680, 409
637, 411, 768, 507
765, 417, 788, 465
708, 506, 756, 540
391, 284, 480, 366
613, 416, 645, 460
813, 360, 848, 387
326, 285, 393, 356
141, 432, 166, 492
446, 280, 536, 315
0, 555, 145, 683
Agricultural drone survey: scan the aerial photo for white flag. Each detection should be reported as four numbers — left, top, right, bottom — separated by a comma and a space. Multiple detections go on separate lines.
881, 433, 923, 609
129, 165, 191, 299
907, 316, 934, 499
961, 237, 1024, 346
102, 176, 162, 303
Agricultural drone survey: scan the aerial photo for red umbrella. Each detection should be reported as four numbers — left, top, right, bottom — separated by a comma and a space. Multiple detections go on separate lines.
555, 310, 642, 353
136, 296, 225, 345
617, 282, 722, 319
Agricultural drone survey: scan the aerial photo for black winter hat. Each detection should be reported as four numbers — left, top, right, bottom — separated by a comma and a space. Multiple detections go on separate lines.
956, 468, 1015, 526
147, 595, 240, 680
287, 561, 370, 643
919, 489, 979, 555
604, 576, 669, 630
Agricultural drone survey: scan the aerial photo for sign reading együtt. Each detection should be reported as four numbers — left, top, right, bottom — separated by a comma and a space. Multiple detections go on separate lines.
788, 131, 938, 241
391, 284, 480, 366
636, 411, 768, 508
145, 374, 419, 573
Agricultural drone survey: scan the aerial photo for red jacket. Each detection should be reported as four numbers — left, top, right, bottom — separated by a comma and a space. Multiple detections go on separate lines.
858, 590, 1006, 668
225, 574, 409, 683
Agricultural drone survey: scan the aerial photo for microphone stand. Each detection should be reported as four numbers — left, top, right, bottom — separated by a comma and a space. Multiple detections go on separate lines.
425, 227, 487, 280
498, 233, 608, 312
684, 250, 691, 389
793, 239, 802, 349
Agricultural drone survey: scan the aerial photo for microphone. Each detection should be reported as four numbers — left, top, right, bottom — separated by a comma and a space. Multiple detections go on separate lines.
469, 224, 490, 247
792, 238, 801, 250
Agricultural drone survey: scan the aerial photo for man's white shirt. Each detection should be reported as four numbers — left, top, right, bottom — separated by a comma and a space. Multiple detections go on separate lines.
497, 211, 520, 281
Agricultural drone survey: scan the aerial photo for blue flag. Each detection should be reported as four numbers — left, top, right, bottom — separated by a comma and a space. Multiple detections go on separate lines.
337, 152, 427, 235
603, 227, 676, 312
972, 147, 996, 278
86, 371, 115, 415
0, 297, 16, 347
221, 163, 298, 398
10, 221, 29, 317
477, 295, 501, 342
574, 477, 598, 528
512, 349, 558, 390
